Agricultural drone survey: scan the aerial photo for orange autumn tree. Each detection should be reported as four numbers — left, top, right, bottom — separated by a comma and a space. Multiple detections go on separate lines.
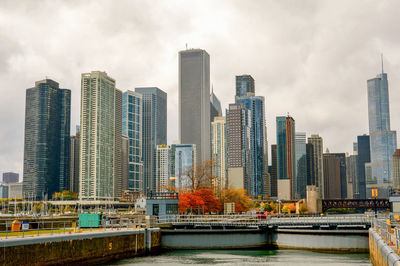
179, 189, 221, 214
220, 188, 252, 213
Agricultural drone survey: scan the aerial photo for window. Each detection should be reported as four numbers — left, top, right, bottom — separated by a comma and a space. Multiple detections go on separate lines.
166, 204, 178, 214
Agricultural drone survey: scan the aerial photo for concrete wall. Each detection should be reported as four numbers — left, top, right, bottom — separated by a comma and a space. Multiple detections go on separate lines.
369, 228, 400, 266
162, 229, 272, 249
0, 228, 160, 265
161, 228, 369, 252
275, 229, 369, 253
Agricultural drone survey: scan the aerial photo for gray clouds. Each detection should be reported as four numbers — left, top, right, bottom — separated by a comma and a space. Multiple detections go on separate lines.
1, 0, 400, 174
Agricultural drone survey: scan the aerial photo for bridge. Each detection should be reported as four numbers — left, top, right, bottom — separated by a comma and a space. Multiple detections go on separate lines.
322, 198, 390, 212
157, 214, 372, 230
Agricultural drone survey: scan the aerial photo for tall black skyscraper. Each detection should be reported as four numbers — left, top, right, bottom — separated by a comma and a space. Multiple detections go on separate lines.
23, 79, 71, 200
306, 143, 315, 186
357, 135, 371, 198
270, 144, 278, 197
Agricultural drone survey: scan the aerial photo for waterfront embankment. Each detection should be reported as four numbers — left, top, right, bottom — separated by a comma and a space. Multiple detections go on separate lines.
0, 228, 160, 265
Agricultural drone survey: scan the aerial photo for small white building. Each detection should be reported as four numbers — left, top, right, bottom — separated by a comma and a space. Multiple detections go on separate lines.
135, 197, 146, 211
7, 182, 23, 199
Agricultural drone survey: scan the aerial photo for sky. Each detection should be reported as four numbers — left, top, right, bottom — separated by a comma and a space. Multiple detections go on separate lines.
1, 0, 400, 176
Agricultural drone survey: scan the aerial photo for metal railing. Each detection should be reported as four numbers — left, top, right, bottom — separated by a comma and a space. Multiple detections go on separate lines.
156, 214, 373, 226
0, 218, 148, 240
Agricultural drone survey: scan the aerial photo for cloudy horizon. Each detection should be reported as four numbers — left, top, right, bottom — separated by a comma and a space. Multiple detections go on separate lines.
1, 0, 400, 176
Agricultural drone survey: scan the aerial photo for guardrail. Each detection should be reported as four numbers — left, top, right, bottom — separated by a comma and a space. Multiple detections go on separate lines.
0, 218, 148, 240
156, 214, 373, 226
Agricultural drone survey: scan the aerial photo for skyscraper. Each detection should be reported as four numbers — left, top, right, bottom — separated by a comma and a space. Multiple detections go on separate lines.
70, 126, 80, 193
122, 90, 143, 192
329, 153, 347, 199
295, 132, 307, 199
156, 144, 171, 192
80, 71, 115, 200
323, 154, 341, 199
23, 79, 70, 200
114, 89, 123, 198
308, 134, 324, 198
2, 172, 19, 184
235, 75, 255, 98
171, 144, 197, 191
346, 154, 358, 199
270, 144, 278, 197
306, 143, 315, 186
179, 49, 210, 163
210, 90, 222, 123
135, 87, 167, 195
365, 69, 397, 197
226, 103, 251, 193
211, 116, 226, 192
276, 115, 295, 199
237, 95, 267, 197
357, 135, 370, 198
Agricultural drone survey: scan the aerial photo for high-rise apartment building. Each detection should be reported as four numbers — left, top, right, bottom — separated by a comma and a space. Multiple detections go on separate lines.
179, 49, 210, 163
211, 116, 226, 192
23, 79, 70, 200
323, 154, 341, 199
235, 75, 255, 98
114, 89, 123, 198
365, 70, 397, 197
237, 95, 267, 197
80, 71, 115, 200
156, 144, 171, 192
295, 132, 307, 199
276, 116, 295, 199
70, 126, 80, 193
135, 87, 167, 195
308, 134, 324, 198
171, 144, 197, 191
2, 172, 19, 184
226, 103, 251, 193
122, 90, 143, 192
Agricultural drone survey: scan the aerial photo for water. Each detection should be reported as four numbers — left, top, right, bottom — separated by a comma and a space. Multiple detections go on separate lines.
106, 249, 371, 265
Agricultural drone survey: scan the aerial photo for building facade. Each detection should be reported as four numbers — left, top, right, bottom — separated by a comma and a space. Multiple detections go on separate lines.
122, 90, 143, 192
226, 103, 251, 193
270, 144, 278, 197
295, 132, 307, 199
276, 116, 296, 199
235, 75, 255, 98
171, 144, 197, 191
211, 116, 226, 192
179, 49, 210, 163
135, 87, 167, 195
392, 149, 400, 190
323, 154, 341, 199
80, 71, 115, 200
70, 126, 80, 193
308, 134, 324, 198
210, 90, 222, 123
237, 95, 267, 197
156, 144, 171, 192
2, 172, 19, 184
366, 71, 397, 197
357, 135, 370, 198
23, 79, 70, 200
346, 154, 358, 199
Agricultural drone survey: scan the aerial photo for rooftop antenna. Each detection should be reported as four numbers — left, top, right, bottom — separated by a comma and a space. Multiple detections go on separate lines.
186, 43, 188, 50
381, 53, 384, 74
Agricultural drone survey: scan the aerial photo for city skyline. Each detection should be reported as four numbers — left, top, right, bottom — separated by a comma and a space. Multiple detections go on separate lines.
2, 1, 400, 174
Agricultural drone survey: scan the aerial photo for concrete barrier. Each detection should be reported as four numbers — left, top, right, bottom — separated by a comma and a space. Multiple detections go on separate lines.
369, 228, 400, 266
0, 228, 160, 265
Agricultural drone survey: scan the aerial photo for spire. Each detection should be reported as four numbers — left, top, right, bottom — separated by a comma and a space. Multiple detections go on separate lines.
381, 53, 384, 74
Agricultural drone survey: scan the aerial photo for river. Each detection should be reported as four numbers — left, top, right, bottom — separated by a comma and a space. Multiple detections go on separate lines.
106, 249, 371, 265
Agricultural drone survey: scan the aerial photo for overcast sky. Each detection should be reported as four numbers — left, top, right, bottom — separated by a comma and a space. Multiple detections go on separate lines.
1, 0, 400, 176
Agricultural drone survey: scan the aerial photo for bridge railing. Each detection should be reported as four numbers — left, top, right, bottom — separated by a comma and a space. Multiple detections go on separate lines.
156, 214, 372, 226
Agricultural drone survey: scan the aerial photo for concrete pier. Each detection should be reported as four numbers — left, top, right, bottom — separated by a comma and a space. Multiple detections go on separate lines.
369, 228, 400, 266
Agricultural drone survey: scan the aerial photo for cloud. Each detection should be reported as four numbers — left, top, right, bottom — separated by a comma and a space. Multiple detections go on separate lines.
0, 0, 400, 175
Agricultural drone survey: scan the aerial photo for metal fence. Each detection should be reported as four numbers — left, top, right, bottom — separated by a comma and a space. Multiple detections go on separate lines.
0, 218, 147, 240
